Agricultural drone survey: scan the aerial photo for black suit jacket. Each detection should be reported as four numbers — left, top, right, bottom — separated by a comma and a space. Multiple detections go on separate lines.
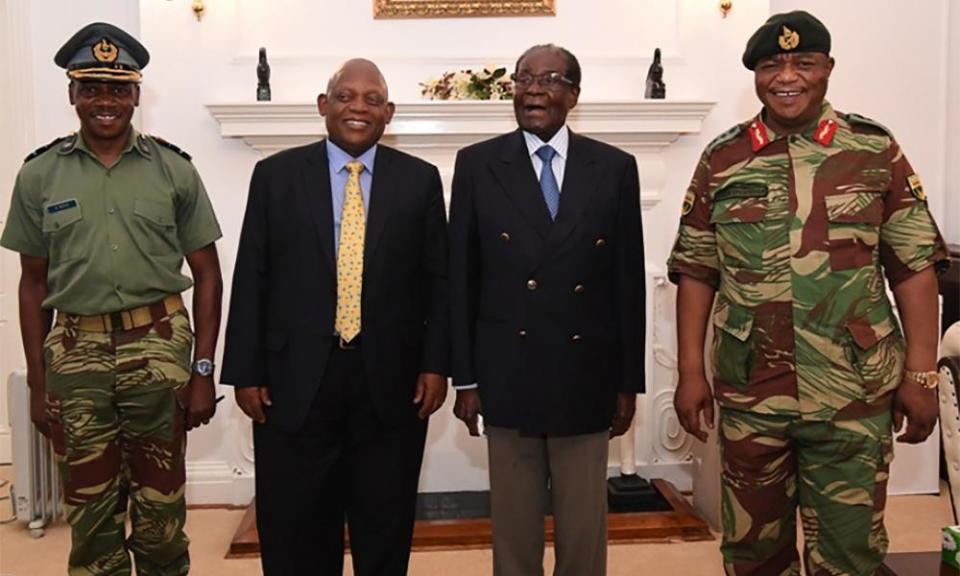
449, 129, 645, 436
221, 141, 449, 433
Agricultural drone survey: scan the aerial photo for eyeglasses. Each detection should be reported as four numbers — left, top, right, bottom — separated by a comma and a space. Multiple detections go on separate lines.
510, 71, 575, 90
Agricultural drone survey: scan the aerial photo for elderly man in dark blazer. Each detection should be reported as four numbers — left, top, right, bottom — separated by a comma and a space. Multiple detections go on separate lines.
449, 44, 646, 575
221, 59, 449, 576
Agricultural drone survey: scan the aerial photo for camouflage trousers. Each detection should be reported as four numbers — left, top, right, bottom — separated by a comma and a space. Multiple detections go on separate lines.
44, 308, 194, 576
719, 408, 894, 576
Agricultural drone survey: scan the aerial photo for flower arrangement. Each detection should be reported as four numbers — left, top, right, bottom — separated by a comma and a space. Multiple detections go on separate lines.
420, 67, 514, 100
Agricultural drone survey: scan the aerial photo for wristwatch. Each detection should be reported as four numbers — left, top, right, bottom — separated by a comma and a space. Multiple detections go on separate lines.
192, 358, 215, 377
904, 369, 940, 390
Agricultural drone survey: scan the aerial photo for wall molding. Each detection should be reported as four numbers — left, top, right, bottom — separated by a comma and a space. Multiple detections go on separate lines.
185, 460, 254, 507
207, 100, 714, 210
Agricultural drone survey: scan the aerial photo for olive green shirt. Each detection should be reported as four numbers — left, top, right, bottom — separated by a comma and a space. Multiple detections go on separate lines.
1, 129, 222, 315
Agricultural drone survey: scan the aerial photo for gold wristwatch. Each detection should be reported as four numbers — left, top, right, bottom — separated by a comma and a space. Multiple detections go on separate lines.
904, 370, 940, 390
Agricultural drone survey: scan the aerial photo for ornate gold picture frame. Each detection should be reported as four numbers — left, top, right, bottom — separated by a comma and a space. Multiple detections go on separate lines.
373, 0, 556, 19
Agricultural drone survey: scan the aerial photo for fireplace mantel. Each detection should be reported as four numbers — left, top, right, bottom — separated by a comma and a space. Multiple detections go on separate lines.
207, 100, 714, 208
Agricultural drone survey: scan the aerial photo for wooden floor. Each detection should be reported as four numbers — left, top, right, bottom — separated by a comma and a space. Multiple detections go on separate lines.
228, 479, 712, 557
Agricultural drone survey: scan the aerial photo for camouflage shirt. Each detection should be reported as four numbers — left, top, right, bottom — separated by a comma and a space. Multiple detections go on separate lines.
668, 102, 949, 421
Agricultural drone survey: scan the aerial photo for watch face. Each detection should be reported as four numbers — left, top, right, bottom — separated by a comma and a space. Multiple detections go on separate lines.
194, 359, 214, 376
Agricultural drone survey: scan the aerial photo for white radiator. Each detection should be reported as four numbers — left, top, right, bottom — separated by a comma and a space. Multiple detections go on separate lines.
8, 370, 62, 537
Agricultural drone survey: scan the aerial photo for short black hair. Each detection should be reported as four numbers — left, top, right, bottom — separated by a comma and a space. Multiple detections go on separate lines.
515, 44, 581, 88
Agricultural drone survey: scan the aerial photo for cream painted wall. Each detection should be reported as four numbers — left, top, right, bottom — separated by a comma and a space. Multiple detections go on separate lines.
947, 0, 960, 245
2, 0, 955, 501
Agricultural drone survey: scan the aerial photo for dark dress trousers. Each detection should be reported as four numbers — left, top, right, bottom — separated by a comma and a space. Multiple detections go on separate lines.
221, 141, 449, 576
449, 129, 646, 435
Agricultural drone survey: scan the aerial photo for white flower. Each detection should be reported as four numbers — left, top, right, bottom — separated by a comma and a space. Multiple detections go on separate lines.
944, 530, 957, 551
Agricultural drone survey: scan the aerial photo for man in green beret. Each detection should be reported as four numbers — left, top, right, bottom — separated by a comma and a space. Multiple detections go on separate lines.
1, 22, 223, 575
669, 10, 949, 575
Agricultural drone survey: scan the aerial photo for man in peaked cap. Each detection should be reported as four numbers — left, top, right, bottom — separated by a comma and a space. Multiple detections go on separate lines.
2, 22, 223, 575
669, 10, 949, 575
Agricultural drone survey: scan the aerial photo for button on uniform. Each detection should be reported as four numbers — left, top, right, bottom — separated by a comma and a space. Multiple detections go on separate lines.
595, 237, 606, 248
574, 284, 585, 293
571, 334, 582, 342
527, 279, 538, 290
500, 232, 511, 242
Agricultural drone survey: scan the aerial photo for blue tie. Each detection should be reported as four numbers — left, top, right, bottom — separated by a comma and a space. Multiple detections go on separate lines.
535, 145, 560, 220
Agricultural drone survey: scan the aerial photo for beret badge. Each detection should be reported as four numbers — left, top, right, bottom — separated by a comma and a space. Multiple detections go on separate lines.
778, 26, 800, 51
92, 38, 119, 64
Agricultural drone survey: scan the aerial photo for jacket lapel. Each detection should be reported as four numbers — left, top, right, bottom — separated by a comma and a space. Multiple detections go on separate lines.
542, 131, 598, 257
489, 130, 553, 240
301, 140, 336, 277
363, 145, 394, 270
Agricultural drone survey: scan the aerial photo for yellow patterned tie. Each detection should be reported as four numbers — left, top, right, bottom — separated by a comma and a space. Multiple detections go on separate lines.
335, 160, 365, 342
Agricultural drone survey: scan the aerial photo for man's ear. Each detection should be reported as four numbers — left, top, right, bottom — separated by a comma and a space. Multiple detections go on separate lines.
384, 101, 396, 124
68, 81, 76, 105
133, 84, 141, 107
317, 93, 328, 116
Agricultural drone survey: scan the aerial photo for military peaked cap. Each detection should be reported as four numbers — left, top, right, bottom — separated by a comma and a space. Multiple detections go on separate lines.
742, 10, 831, 70
54, 22, 149, 83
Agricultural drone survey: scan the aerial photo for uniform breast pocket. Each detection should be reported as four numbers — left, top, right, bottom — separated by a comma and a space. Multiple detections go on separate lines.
42, 201, 84, 262
825, 191, 883, 271
134, 197, 179, 255
710, 184, 769, 270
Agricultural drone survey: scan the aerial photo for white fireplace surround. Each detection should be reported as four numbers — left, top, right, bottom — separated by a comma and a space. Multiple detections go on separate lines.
207, 100, 714, 208
201, 99, 715, 501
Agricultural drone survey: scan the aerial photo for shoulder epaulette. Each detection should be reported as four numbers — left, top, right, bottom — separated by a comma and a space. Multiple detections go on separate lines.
24, 135, 71, 163
151, 135, 192, 161
705, 124, 746, 155
844, 113, 893, 137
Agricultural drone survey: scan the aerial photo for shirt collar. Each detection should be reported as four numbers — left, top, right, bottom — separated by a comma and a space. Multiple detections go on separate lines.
523, 125, 569, 160
63, 127, 146, 159
751, 101, 839, 152
326, 139, 377, 175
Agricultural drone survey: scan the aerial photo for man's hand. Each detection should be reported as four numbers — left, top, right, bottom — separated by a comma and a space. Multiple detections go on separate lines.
184, 374, 217, 430
610, 393, 636, 438
28, 376, 55, 438
413, 372, 447, 419
235, 386, 272, 424
453, 389, 482, 436
674, 372, 715, 443
893, 378, 939, 444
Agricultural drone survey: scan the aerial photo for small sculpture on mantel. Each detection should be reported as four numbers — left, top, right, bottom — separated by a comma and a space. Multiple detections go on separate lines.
257, 47, 271, 102
645, 47, 666, 99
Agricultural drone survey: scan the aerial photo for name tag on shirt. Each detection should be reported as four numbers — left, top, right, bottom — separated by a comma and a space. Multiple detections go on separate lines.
46, 199, 79, 214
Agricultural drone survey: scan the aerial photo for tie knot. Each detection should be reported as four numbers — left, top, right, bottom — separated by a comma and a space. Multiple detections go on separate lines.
346, 160, 364, 176
535, 145, 557, 163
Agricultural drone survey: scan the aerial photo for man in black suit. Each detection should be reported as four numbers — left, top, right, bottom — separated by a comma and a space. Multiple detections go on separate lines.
449, 44, 645, 575
221, 59, 449, 576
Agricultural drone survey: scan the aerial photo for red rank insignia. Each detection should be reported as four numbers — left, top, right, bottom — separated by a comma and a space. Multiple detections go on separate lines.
748, 121, 769, 152
814, 119, 838, 146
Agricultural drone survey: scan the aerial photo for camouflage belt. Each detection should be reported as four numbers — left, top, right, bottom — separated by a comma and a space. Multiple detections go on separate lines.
56, 294, 184, 332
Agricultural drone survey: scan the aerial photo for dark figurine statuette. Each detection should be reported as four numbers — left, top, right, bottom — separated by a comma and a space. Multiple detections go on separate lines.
257, 47, 271, 102
645, 47, 666, 99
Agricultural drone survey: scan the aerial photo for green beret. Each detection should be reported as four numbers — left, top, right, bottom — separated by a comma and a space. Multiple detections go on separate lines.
742, 10, 831, 70
54, 22, 149, 83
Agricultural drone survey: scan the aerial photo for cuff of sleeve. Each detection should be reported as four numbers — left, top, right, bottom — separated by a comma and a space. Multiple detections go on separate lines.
0, 239, 47, 259
885, 252, 951, 289
454, 383, 478, 390
667, 264, 720, 288
180, 231, 223, 256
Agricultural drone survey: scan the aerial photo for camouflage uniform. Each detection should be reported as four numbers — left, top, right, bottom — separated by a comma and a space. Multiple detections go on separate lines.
668, 102, 949, 575
1, 128, 221, 575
